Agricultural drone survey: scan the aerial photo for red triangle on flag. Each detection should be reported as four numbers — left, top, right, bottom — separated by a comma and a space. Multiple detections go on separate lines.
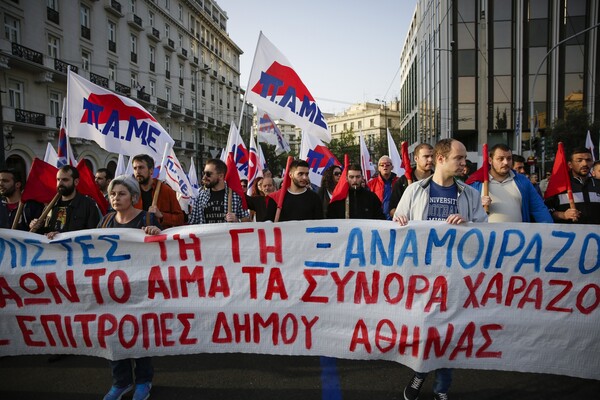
225, 153, 248, 210
330, 155, 350, 203
76, 160, 109, 215
544, 142, 572, 200
21, 158, 58, 204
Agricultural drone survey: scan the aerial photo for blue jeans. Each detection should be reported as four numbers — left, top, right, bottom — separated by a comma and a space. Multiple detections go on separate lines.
415, 368, 452, 393
109, 357, 154, 387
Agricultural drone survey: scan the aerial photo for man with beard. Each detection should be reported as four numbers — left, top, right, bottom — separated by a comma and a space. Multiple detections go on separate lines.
545, 147, 600, 224
368, 155, 399, 219
95, 167, 113, 204
0, 169, 43, 230
132, 154, 184, 229
188, 158, 249, 224
469, 144, 552, 223
29, 165, 100, 238
389, 143, 434, 217
327, 164, 385, 219
266, 159, 322, 221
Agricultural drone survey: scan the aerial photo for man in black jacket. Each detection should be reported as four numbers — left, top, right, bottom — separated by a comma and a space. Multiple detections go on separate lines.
328, 164, 385, 220
30, 165, 100, 238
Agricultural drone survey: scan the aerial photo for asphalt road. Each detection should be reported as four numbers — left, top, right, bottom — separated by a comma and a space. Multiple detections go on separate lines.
0, 353, 598, 399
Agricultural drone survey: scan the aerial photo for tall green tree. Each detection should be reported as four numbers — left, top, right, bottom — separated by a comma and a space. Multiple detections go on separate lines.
545, 108, 599, 156
328, 129, 360, 164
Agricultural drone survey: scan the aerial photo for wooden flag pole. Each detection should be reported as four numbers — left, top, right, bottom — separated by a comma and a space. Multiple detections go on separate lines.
30, 192, 61, 233
10, 202, 25, 230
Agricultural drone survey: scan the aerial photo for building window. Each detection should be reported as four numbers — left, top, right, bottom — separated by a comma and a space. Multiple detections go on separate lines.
166, 87, 171, 103
358, 121, 362, 130
178, 3, 183, 21
109, 62, 116, 80
165, 0, 170, 10
80, 5, 91, 39
165, 55, 171, 72
4, 14, 20, 43
49, 91, 61, 117
47, 0, 58, 10
149, 11, 154, 26
131, 35, 137, 54
179, 93, 184, 108
131, 72, 138, 89
149, 80, 156, 96
8, 80, 24, 108
130, 0, 136, 13
81, 50, 90, 71
178, 33, 183, 49
47, 34, 60, 58
370, 118, 375, 127
108, 20, 117, 52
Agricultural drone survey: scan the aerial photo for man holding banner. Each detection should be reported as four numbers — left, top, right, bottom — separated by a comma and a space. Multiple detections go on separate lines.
132, 154, 184, 229
393, 138, 487, 400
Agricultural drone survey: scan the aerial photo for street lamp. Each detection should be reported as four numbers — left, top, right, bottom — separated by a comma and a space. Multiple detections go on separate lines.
527, 22, 600, 159
375, 98, 387, 142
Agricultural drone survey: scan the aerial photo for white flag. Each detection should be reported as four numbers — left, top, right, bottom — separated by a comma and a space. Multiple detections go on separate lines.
115, 154, 129, 177
188, 157, 200, 197
257, 109, 291, 155
585, 130, 596, 161
300, 131, 340, 187
387, 128, 405, 177
222, 122, 249, 179
67, 70, 174, 162
43, 143, 58, 166
359, 134, 375, 181
157, 146, 194, 212
246, 32, 330, 143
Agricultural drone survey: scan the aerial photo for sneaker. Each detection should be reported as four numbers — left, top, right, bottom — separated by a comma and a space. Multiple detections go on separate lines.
403, 375, 425, 400
103, 384, 133, 400
433, 393, 449, 400
133, 382, 152, 400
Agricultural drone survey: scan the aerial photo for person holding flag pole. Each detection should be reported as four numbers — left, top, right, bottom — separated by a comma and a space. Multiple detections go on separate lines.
544, 143, 599, 224
327, 156, 385, 220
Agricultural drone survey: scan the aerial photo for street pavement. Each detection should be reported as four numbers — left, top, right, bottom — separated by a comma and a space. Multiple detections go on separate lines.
0, 353, 598, 399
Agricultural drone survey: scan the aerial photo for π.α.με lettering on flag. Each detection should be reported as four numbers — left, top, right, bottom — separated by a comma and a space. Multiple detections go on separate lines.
67, 70, 174, 161
158, 147, 195, 212
246, 32, 330, 143
300, 131, 340, 188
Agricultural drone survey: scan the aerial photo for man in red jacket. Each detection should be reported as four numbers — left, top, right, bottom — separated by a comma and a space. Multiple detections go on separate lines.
367, 155, 398, 220
132, 154, 184, 229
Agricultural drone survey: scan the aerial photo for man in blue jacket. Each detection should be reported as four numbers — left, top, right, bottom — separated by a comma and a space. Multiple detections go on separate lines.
470, 144, 552, 223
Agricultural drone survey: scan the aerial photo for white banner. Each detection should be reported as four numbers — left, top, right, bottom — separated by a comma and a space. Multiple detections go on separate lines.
0, 221, 599, 380
67, 70, 174, 161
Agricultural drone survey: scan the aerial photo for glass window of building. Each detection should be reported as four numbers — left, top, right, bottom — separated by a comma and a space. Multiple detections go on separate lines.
150, 80, 156, 96
130, 0, 136, 13
80, 5, 90, 28
529, 0, 549, 19
8, 80, 23, 108
166, 87, 171, 103
81, 50, 90, 71
165, 23, 170, 38
49, 91, 61, 117
492, 0, 512, 20
457, 49, 476, 76
109, 62, 116, 80
131, 72, 138, 89
4, 14, 20, 42
149, 11, 154, 27
178, 3, 183, 21
47, 0, 58, 10
47, 34, 60, 58
457, 0, 476, 22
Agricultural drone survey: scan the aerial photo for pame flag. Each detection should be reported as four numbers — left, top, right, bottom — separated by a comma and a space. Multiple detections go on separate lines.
67, 70, 174, 161
158, 147, 194, 212
300, 131, 340, 187
257, 109, 291, 155
57, 99, 77, 167
247, 32, 330, 143
222, 123, 249, 179
359, 134, 375, 181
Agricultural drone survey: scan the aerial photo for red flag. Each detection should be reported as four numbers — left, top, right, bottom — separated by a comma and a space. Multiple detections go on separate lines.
21, 158, 58, 204
401, 141, 413, 182
330, 155, 350, 203
268, 156, 294, 209
225, 153, 248, 209
76, 160, 109, 215
544, 142, 573, 200
465, 144, 489, 184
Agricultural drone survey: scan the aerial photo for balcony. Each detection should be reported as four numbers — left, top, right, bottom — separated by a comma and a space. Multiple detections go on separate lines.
54, 58, 78, 74
185, 109, 194, 117
127, 14, 143, 31
47, 7, 59, 24
108, 40, 116, 52
201, 64, 209, 73
15, 109, 45, 126
166, 38, 175, 49
185, 142, 195, 150
149, 62, 155, 72
157, 97, 168, 108
190, 56, 199, 66
165, 70, 170, 79
212, 70, 217, 78
104, 0, 123, 17
137, 91, 150, 102
115, 82, 130, 96
171, 104, 181, 113
81, 25, 91, 40
56, 116, 61, 129
130, 52, 137, 63
146, 27, 160, 42
90, 72, 109, 89
12, 43, 43, 65
179, 77, 184, 86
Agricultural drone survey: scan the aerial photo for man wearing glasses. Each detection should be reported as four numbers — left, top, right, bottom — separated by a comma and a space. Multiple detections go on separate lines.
188, 158, 249, 224
367, 155, 398, 220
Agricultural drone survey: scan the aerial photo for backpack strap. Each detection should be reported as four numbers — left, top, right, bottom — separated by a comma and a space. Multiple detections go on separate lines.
100, 212, 117, 228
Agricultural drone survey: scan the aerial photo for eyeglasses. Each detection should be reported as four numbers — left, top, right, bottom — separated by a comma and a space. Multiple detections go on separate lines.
333, 171, 341, 176
379, 163, 392, 167
202, 171, 213, 177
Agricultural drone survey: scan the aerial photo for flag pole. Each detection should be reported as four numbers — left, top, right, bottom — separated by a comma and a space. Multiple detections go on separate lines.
274, 156, 293, 222
482, 143, 489, 213
237, 31, 263, 134
30, 192, 61, 233
10, 202, 24, 229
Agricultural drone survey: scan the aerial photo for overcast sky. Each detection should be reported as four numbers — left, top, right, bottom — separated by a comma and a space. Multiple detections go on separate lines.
216, 0, 419, 114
